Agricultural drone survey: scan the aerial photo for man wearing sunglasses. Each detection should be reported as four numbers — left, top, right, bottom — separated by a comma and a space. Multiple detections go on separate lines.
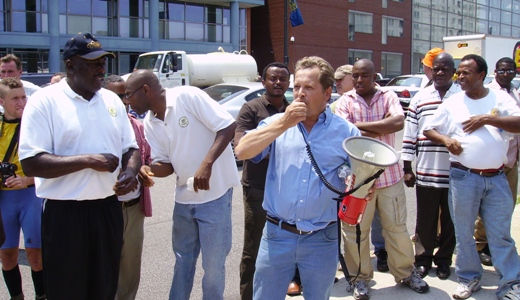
473, 57, 520, 267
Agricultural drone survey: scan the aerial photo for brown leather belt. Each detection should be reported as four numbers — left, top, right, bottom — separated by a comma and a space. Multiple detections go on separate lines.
122, 197, 140, 207
451, 162, 503, 177
266, 215, 336, 235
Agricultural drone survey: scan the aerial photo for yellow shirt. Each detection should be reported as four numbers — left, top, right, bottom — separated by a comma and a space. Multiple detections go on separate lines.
0, 119, 25, 190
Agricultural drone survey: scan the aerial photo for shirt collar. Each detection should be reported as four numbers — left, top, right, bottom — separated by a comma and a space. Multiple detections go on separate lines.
259, 94, 290, 111
61, 79, 100, 102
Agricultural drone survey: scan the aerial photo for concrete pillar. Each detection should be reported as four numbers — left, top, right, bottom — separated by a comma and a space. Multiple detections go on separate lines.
149, 0, 159, 50
230, 0, 239, 51
48, 0, 60, 72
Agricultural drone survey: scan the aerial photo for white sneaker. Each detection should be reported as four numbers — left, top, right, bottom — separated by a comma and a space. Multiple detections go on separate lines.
501, 283, 520, 300
353, 280, 369, 300
452, 279, 481, 299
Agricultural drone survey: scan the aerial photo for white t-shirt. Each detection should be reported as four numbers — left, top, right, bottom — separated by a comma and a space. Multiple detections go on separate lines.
19, 79, 138, 200
21, 79, 41, 97
424, 89, 520, 169
143, 86, 239, 204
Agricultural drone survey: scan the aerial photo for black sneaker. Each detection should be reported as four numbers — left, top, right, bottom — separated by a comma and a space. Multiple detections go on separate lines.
375, 250, 389, 272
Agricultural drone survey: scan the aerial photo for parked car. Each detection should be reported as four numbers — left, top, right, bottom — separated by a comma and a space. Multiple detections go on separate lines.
203, 82, 294, 119
380, 74, 430, 109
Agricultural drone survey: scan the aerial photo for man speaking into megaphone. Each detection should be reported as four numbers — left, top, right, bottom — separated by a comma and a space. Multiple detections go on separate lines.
235, 56, 363, 300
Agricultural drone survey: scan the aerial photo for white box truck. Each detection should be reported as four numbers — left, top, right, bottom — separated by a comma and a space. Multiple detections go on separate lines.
443, 34, 519, 68
130, 49, 258, 88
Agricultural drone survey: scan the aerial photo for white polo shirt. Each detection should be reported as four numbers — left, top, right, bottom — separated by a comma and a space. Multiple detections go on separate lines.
19, 79, 138, 200
144, 86, 239, 204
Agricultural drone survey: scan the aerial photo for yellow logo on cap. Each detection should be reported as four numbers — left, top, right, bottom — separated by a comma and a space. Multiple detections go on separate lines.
87, 41, 101, 49
108, 107, 117, 117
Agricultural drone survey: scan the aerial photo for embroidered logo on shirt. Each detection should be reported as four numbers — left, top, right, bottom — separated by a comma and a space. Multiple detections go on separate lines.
179, 116, 189, 127
108, 107, 117, 117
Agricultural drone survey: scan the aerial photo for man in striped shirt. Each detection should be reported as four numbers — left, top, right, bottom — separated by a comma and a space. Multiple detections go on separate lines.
335, 59, 428, 300
402, 52, 460, 280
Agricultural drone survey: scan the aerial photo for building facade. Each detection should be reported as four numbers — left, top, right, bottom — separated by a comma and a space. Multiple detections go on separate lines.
412, 0, 520, 73
0, 0, 262, 74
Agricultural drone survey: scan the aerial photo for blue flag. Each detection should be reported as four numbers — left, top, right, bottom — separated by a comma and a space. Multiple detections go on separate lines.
289, 0, 304, 27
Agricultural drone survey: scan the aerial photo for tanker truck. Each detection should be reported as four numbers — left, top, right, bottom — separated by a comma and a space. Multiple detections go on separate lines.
443, 34, 519, 68
130, 49, 258, 88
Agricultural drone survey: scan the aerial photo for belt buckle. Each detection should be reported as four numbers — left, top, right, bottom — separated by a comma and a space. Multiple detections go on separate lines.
299, 229, 312, 235
479, 170, 484, 176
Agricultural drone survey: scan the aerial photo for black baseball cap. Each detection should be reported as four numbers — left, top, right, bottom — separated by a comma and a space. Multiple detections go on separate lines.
63, 32, 115, 60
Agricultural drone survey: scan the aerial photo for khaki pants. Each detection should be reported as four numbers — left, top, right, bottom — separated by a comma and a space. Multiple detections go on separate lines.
474, 162, 517, 251
342, 179, 414, 282
116, 201, 145, 300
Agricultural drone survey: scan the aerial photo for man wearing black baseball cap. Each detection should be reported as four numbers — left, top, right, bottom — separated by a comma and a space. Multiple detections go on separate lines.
18, 32, 140, 299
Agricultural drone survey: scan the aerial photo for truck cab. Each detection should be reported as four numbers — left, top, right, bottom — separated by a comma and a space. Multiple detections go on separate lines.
133, 51, 188, 88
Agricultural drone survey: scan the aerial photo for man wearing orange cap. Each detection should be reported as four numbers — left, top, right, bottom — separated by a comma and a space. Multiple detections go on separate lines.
422, 48, 445, 81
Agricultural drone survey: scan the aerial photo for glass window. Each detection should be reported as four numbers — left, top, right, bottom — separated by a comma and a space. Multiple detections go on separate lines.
489, 8, 500, 22
489, 0, 500, 7
513, 14, 520, 26
431, 25, 446, 42
223, 25, 230, 43
59, 15, 67, 34
448, 0, 462, 13
169, 3, 184, 21
502, 0, 512, 9
223, 9, 230, 25
186, 4, 203, 23
382, 16, 403, 43
414, 6, 430, 23
67, 0, 91, 15
414, 0, 431, 8
448, 13, 462, 28
432, 0, 447, 10
348, 11, 373, 36
476, 5, 487, 19
93, 17, 108, 36
514, 0, 520, 10
476, 0, 488, 4
432, 10, 447, 26
476, 19, 488, 33
513, 26, 520, 37
502, 11, 512, 25
93, 0, 108, 17
381, 52, 402, 77
59, 0, 66, 13
186, 23, 203, 41
488, 21, 500, 34
462, 18, 476, 31
413, 23, 431, 40
501, 24, 512, 36
169, 21, 184, 39
119, 17, 142, 38
67, 15, 91, 34
463, 1, 476, 17
348, 49, 372, 65
382, 0, 387, 8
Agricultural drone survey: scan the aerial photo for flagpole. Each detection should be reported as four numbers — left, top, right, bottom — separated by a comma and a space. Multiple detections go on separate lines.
284, 0, 289, 65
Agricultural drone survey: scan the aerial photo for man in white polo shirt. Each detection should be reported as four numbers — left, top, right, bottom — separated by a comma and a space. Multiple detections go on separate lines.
424, 54, 520, 300
126, 69, 239, 300
18, 33, 140, 299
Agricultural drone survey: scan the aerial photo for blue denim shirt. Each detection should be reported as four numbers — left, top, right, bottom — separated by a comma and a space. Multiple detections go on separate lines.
252, 107, 360, 231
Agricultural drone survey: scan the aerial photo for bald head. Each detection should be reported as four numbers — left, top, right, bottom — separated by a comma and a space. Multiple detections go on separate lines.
125, 69, 164, 116
353, 59, 375, 74
433, 52, 455, 70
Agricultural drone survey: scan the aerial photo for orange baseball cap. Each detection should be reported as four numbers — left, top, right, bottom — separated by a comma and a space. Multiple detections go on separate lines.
422, 48, 445, 68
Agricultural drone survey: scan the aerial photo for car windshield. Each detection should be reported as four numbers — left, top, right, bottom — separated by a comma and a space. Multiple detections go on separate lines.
203, 85, 249, 101
134, 54, 162, 72
387, 76, 423, 87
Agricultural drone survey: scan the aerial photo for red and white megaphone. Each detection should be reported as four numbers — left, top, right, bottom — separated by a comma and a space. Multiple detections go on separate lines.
339, 136, 399, 225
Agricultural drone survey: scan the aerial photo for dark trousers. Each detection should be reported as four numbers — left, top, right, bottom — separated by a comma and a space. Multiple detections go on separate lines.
414, 185, 455, 267
239, 186, 266, 300
42, 195, 123, 300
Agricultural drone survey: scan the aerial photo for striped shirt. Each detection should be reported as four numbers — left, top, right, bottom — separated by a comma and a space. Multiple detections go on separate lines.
401, 83, 461, 188
335, 88, 404, 189
487, 79, 520, 168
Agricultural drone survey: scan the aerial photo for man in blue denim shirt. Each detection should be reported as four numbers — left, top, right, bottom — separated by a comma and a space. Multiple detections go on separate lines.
235, 56, 360, 299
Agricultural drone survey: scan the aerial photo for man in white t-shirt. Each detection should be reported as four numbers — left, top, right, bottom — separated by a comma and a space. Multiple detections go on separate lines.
126, 70, 239, 300
18, 33, 140, 299
424, 54, 520, 300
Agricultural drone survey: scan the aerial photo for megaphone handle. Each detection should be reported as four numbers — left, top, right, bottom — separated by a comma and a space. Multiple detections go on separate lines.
343, 168, 385, 197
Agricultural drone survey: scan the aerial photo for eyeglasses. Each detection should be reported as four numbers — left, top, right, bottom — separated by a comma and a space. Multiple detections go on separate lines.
124, 86, 144, 99
496, 70, 516, 75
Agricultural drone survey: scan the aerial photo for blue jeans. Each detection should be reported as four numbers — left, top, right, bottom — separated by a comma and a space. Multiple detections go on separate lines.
371, 209, 385, 253
169, 188, 232, 300
253, 221, 338, 300
449, 168, 520, 296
